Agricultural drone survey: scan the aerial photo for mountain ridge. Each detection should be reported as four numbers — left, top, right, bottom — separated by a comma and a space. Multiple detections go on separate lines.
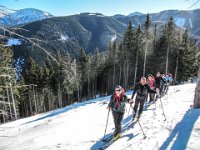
0, 8, 53, 26
2, 8, 200, 66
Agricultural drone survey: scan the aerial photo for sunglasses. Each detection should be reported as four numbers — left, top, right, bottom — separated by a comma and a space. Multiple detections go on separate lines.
115, 89, 121, 91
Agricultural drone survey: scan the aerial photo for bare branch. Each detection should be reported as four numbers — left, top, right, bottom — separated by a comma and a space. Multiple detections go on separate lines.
0, 74, 12, 78
187, 0, 200, 9
0, 101, 12, 105
0, 26, 59, 64
12, 27, 30, 32
0, 5, 18, 12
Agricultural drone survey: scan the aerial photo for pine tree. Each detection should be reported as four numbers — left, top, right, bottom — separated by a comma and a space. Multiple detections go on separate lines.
194, 68, 200, 108
78, 48, 88, 100
133, 25, 143, 86
178, 27, 198, 81
123, 21, 135, 87
143, 13, 152, 76
174, 28, 182, 82
23, 58, 42, 86
0, 45, 17, 121
117, 43, 124, 85
165, 16, 177, 74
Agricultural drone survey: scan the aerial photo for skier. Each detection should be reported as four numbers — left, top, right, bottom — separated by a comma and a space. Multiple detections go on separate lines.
130, 77, 156, 120
147, 74, 156, 103
107, 85, 130, 140
163, 74, 172, 94
167, 73, 173, 85
155, 72, 166, 98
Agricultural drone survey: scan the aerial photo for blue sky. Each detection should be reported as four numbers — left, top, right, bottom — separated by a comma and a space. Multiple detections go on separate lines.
0, 0, 200, 16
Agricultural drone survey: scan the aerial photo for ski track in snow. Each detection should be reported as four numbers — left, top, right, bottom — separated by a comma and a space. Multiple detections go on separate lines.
0, 83, 199, 150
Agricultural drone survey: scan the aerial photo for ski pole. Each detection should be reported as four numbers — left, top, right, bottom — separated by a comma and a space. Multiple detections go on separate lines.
159, 97, 167, 121
137, 119, 146, 139
153, 93, 157, 110
127, 103, 132, 116
103, 109, 110, 138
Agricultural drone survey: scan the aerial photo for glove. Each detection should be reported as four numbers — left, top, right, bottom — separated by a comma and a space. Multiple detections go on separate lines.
129, 99, 134, 104
107, 106, 111, 110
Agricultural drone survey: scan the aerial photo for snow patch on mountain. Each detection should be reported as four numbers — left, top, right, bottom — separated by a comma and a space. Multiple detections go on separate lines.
88, 13, 105, 17
0, 13, 5, 18
59, 34, 69, 41
189, 18, 193, 28
110, 34, 117, 42
7, 38, 22, 46
174, 17, 185, 28
13, 57, 25, 80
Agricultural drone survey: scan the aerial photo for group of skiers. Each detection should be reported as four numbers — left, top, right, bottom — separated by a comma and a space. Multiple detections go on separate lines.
107, 72, 173, 140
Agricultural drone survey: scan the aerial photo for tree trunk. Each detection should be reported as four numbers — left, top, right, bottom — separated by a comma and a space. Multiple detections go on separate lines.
77, 89, 80, 102
119, 65, 122, 85
126, 60, 129, 88
80, 85, 82, 102
6, 87, 12, 120
174, 49, 179, 83
166, 37, 170, 74
123, 61, 126, 87
32, 85, 38, 114
194, 68, 200, 108
28, 90, 32, 116
174, 30, 182, 84
143, 43, 147, 77
107, 69, 111, 94
87, 72, 90, 99
113, 64, 116, 88
94, 76, 97, 98
58, 83, 62, 107
134, 48, 139, 86
124, 50, 129, 88
9, 82, 17, 120
2, 97, 6, 123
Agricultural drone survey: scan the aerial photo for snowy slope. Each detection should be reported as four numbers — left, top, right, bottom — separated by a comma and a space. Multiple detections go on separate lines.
0, 8, 53, 26
0, 83, 199, 150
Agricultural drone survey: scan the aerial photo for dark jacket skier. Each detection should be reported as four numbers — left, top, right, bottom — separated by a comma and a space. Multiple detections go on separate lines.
130, 77, 156, 119
108, 85, 129, 139
155, 72, 166, 96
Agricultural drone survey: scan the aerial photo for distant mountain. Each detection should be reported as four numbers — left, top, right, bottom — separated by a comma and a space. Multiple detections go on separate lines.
0, 8, 53, 26
128, 12, 144, 17
112, 9, 200, 37
0, 13, 6, 18
5, 8, 200, 68
11, 13, 126, 64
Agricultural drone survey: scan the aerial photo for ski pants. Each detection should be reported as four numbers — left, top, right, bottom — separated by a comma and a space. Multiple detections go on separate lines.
133, 96, 145, 115
149, 93, 155, 102
112, 112, 124, 135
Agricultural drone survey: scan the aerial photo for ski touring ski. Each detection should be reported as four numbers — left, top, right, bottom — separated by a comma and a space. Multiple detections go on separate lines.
99, 119, 138, 150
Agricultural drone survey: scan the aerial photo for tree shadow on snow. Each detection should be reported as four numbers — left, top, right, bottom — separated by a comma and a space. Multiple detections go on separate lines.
159, 109, 200, 150
21, 96, 111, 125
